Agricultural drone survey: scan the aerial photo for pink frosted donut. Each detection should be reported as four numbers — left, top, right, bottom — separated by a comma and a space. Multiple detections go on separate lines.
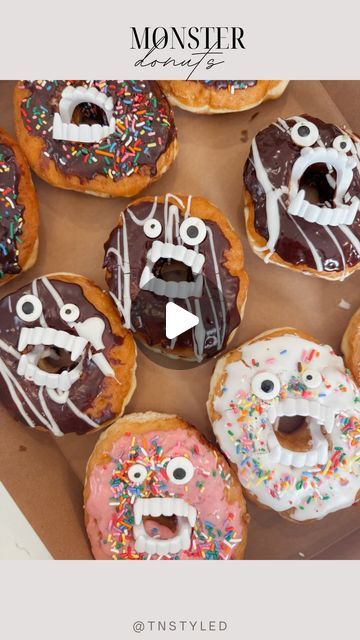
84, 412, 248, 559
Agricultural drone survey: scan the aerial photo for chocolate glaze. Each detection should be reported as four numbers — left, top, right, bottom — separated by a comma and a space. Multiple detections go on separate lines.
0, 144, 24, 278
0, 278, 125, 435
104, 198, 241, 360
244, 114, 360, 272
20, 81, 176, 183
199, 81, 257, 91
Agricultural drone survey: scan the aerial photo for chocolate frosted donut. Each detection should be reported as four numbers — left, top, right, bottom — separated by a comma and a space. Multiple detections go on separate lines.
0, 273, 136, 436
244, 114, 360, 280
14, 81, 178, 197
104, 194, 248, 361
159, 80, 288, 114
0, 128, 38, 285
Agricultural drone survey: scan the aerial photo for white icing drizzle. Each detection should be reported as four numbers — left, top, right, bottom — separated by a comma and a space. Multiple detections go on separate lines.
250, 116, 360, 272
211, 334, 360, 521
106, 194, 227, 360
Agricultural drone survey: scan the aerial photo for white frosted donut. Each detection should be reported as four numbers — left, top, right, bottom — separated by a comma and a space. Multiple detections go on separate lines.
207, 328, 360, 522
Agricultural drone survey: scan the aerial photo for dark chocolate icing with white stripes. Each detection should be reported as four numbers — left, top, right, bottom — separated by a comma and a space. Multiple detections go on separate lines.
244, 114, 360, 277
0, 277, 127, 435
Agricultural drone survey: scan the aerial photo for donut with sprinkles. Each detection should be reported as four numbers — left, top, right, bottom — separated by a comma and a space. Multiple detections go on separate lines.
14, 81, 178, 197
0, 128, 38, 285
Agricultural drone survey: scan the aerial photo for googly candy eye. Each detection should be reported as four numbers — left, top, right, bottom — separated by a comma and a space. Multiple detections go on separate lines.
60, 303, 80, 323
180, 217, 207, 246
333, 134, 352, 153
166, 456, 194, 485
128, 463, 148, 485
301, 369, 322, 389
144, 219, 162, 239
251, 371, 281, 401
16, 294, 43, 322
290, 121, 319, 147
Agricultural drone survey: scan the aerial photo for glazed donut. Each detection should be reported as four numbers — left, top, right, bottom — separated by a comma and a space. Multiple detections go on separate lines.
0, 273, 136, 436
0, 128, 38, 285
84, 412, 248, 559
244, 114, 360, 280
104, 193, 249, 361
158, 80, 288, 114
207, 328, 360, 522
14, 81, 178, 198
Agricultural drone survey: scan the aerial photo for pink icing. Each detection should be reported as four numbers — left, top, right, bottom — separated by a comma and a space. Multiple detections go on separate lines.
85, 428, 245, 560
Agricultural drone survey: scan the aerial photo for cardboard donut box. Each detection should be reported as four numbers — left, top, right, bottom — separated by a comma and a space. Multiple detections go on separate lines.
0, 80, 359, 560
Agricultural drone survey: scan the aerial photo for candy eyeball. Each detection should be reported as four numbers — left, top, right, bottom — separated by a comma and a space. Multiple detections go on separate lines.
144, 219, 162, 239
290, 121, 319, 147
180, 217, 207, 246
60, 303, 80, 323
301, 369, 322, 389
127, 463, 148, 485
16, 294, 43, 322
166, 456, 194, 485
251, 371, 281, 400
333, 134, 352, 153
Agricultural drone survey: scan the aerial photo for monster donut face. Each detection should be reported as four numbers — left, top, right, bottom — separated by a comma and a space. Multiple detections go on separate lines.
104, 194, 248, 361
0, 275, 136, 436
244, 114, 360, 279
84, 416, 247, 560
209, 331, 360, 521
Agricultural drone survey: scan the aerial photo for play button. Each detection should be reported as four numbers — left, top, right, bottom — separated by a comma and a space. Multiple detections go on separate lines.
165, 302, 199, 340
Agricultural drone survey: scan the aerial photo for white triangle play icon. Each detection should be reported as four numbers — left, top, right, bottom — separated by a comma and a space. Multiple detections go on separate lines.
165, 302, 199, 340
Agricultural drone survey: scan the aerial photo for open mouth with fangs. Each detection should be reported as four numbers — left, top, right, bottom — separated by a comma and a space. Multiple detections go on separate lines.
139, 240, 204, 299
266, 398, 333, 468
133, 497, 197, 555
16, 326, 88, 401
288, 146, 359, 226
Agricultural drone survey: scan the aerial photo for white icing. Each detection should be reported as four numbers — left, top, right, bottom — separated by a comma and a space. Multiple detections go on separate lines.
211, 333, 360, 521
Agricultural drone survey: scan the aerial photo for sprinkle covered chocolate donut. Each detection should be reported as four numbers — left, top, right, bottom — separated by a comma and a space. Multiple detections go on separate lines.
158, 80, 288, 114
244, 114, 360, 279
208, 329, 360, 522
104, 193, 248, 361
0, 273, 136, 436
14, 81, 178, 197
84, 412, 248, 559
0, 128, 38, 285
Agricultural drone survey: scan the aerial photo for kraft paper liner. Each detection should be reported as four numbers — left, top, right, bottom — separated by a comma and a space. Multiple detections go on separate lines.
0, 80, 359, 559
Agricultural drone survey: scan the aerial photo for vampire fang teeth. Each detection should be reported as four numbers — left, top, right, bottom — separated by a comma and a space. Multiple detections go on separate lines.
53, 85, 116, 143
132, 497, 196, 556
269, 398, 336, 434
288, 146, 359, 226
18, 327, 87, 361
139, 240, 205, 299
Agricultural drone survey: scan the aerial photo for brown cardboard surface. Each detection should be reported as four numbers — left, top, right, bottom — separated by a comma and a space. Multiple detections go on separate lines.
0, 80, 359, 559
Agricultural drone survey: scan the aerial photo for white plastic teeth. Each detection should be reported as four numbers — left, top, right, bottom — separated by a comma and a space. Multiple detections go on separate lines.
288, 146, 359, 226
132, 497, 196, 556
273, 398, 336, 434
53, 85, 115, 143
267, 426, 329, 468
16, 327, 87, 391
18, 327, 87, 362
139, 240, 205, 299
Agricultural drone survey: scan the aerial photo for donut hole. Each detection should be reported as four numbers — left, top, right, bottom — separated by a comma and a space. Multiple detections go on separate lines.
143, 514, 179, 539
36, 347, 80, 374
71, 102, 108, 127
298, 163, 336, 207
152, 258, 194, 283
276, 415, 305, 434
